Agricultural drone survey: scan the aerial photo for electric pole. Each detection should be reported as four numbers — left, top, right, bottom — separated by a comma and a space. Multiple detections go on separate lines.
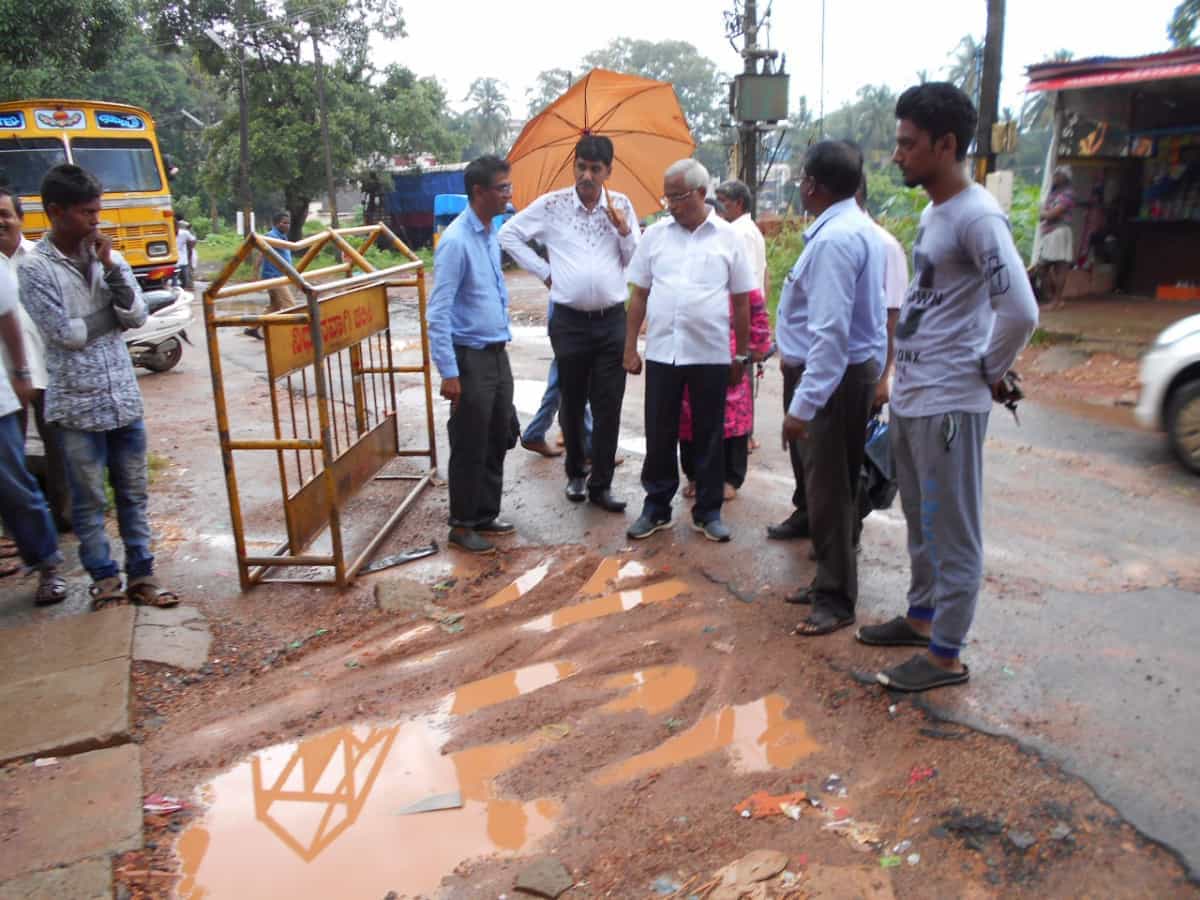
312, 32, 339, 230
974, 0, 1005, 183
237, 40, 252, 235
737, 0, 760, 215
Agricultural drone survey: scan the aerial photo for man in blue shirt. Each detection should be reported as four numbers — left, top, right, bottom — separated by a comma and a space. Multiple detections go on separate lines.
427, 156, 516, 554
246, 211, 294, 339
776, 141, 885, 636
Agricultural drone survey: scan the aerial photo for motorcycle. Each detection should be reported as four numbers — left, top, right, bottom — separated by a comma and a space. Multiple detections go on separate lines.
125, 284, 194, 373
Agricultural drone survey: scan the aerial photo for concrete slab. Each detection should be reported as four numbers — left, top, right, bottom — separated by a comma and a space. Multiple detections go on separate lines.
0, 657, 131, 764
0, 606, 133, 682
0, 857, 112, 899
0, 745, 141, 882
132, 605, 211, 671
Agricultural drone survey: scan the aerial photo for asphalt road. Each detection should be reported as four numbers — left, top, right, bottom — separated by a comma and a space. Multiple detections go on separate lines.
7, 270, 1196, 880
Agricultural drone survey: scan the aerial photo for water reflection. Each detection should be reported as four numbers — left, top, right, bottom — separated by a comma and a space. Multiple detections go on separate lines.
483, 558, 554, 609
448, 661, 580, 716
176, 717, 558, 899
578, 557, 652, 596
602, 666, 697, 715
521, 579, 688, 633
596, 694, 820, 785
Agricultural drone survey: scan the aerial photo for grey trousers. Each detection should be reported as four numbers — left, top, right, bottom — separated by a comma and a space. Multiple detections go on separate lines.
892, 410, 990, 659
801, 360, 879, 616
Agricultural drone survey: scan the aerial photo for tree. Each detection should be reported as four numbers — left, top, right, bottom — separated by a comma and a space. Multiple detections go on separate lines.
946, 34, 984, 104
0, 0, 133, 94
149, 0, 468, 234
852, 85, 899, 162
463, 77, 512, 155
527, 68, 575, 117
1019, 50, 1073, 132
1169, 0, 1199, 46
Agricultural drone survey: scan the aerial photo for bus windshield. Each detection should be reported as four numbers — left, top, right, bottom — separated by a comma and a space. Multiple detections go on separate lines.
0, 137, 68, 196
70, 137, 162, 192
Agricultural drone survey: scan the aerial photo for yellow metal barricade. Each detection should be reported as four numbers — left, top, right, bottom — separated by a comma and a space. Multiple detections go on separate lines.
204, 225, 438, 589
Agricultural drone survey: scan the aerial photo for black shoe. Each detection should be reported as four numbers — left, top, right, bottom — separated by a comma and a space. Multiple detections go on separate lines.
565, 477, 586, 502
448, 527, 495, 554
588, 490, 626, 513
476, 517, 516, 534
767, 514, 809, 540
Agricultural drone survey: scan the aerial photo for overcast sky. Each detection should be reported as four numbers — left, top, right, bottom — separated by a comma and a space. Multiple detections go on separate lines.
383, 0, 1180, 121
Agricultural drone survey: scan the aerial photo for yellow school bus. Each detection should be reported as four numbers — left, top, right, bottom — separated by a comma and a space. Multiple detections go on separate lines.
0, 99, 178, 289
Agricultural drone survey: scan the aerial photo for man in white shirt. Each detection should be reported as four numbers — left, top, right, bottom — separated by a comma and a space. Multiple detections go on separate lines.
857, 176, 906, 411
175, 219, 197, 290
715, 180, 768, 297
500, 135, 638, 511
623, 159, 756, 543
0, 187, 70, 531
0, 258, 67, 605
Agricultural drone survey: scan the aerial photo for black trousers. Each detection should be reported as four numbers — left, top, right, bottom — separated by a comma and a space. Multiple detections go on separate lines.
801, 360, 880, 617
680, 434, 749, 488
642, 361, 728, 524
548, 303, 626, 493
447, 345, 513, 528
17, 389, 71, 531
781, 363, 809, 521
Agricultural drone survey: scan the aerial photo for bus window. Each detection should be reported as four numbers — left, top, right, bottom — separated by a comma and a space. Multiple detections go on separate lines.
70, 137, 161, 192
0, 137, 68, 196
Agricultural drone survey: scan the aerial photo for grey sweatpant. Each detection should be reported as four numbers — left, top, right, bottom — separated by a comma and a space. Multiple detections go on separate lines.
892, 410, 989, 659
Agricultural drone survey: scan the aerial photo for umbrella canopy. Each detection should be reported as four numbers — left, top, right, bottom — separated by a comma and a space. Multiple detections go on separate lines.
507, 68, 696, 220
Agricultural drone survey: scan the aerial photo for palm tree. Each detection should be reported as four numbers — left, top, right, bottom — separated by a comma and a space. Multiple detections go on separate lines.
852, 85, 898, 161
1169, 0, 1199, 47
463, 77, 512, 154
1019, 50, 1074, 132
946, 35, 984, 105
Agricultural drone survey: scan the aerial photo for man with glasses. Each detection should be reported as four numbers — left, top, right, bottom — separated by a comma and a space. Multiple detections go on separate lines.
623, 159, 755, 542
427, 156, 518, 555
500, 135, 638, 512
777, 141, 885, 637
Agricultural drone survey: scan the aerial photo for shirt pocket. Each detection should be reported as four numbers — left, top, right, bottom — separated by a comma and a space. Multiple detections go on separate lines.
686, 252, 728, 290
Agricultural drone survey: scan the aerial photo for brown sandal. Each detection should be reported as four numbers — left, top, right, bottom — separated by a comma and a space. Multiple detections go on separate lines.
34, 568, 67, 606
90, 576, 129, 611
126, 578, 180, 608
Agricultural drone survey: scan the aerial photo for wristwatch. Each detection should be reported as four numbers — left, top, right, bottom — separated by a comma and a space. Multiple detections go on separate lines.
733, 353, 751, 366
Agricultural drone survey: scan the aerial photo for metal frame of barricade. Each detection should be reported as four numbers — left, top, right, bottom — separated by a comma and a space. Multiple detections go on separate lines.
204, 224, 437, 589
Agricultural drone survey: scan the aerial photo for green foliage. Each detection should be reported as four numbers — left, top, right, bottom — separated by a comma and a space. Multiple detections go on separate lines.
462, 77, 512, 155
1169, 0, 1199, 46
526, 69, 574, 117
0, 0, 133, 93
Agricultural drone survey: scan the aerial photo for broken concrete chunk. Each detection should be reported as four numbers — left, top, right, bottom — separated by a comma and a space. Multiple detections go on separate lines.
514, 856, 574, 898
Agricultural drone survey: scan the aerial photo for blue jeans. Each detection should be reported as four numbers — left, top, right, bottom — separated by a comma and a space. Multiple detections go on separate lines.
0, 411, 61, 570
521, 359, 593, 453
60, 419, 154, 581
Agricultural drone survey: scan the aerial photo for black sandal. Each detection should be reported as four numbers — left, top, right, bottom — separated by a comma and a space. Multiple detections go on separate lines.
876, 653, 969, 692
792, 607, 856, 637
855, 616, 931, 647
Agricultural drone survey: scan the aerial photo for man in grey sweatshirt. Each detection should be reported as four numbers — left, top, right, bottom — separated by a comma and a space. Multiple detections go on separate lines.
856, 83, 1038, 692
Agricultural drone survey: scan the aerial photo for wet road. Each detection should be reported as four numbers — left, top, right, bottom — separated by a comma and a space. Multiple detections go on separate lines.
496, 277, 1200, 880
6, 270, 1196, 880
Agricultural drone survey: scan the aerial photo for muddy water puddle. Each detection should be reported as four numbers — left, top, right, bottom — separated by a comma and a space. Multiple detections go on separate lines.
176, 715, 559, 899
578, 557, 652, 596
596, 694, 821, 785
520, 578, 688, 633
483, 557, 556, 609
446, 661, 580, 716
602, 665, 698, 715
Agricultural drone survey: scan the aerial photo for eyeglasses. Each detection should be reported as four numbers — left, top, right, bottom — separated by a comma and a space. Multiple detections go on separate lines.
660, 188, 697, 207
490, 182, 514, 195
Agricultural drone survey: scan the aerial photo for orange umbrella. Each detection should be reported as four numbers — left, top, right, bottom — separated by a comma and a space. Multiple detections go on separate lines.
507, 68, 696, 220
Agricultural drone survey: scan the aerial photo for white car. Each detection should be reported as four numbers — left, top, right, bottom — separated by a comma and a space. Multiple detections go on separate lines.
1135, 313, 1200, 475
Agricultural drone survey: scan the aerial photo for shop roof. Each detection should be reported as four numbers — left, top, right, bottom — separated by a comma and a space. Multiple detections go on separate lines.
1026, 48, 1200, 93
